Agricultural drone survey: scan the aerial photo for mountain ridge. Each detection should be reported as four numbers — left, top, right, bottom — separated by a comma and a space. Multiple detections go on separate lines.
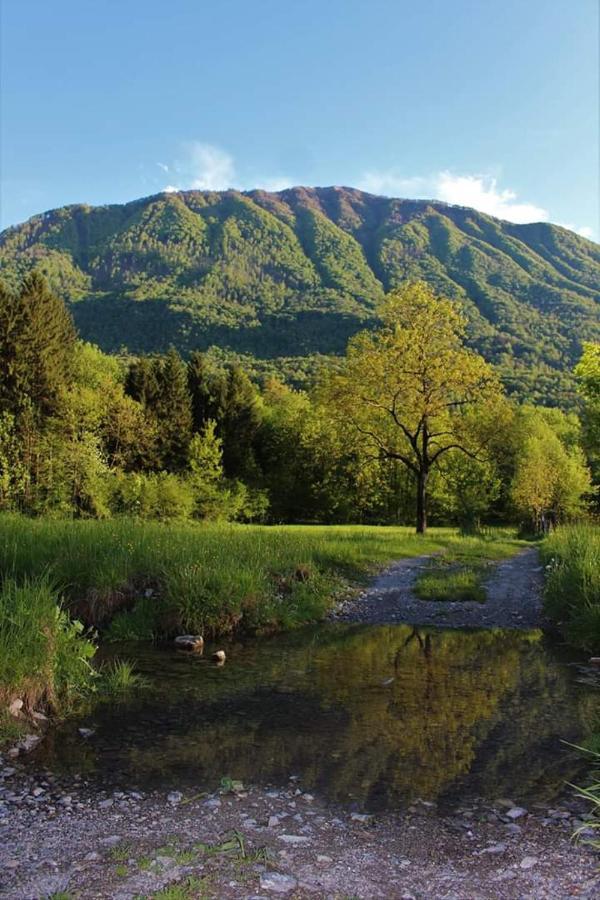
1, 185, 599, 403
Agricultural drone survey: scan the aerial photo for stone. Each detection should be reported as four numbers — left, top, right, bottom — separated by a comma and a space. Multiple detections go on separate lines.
167, 791, 183, 805
19, 734, 41, 753
212, 650, 226, 663
85, 851, 101, 861
78, 728, 95, 739
174, 634, 204, 652
277, 834, 309, 844
98, 799, 113, 809
268, 815, 280, 827
481, 842, 507, 855
259, 872, 298, 893
316, 854, 332, 863
351, 812, 372, 824
506, 807, 527, 820
8, 698, 23, 717
520, 856, 539, 870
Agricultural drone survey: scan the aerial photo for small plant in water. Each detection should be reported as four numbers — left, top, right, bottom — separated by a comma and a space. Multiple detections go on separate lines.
100, 659, 147, 694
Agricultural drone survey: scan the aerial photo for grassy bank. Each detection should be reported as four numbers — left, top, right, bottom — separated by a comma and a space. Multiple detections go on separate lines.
0, 575, 96, 741
0, 516, 524, 640
541, 524, 600, 651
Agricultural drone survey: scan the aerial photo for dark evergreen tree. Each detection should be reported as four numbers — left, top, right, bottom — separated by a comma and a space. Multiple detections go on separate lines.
153, 347, 193, 471
0, 272, 76, 417
221, 365, 262, 481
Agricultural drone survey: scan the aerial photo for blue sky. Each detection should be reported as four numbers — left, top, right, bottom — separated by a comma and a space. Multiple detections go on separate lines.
1, 0, 598, 237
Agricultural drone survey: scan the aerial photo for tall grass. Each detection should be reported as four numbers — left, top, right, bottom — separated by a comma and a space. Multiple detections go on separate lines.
541, 524, 600, 651
0, 514, 524, 639
0, 575, 96, 713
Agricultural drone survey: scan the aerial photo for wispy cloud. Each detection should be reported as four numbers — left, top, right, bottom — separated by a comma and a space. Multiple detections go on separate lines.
357, 168, 593, 237
160, 141, 294, 195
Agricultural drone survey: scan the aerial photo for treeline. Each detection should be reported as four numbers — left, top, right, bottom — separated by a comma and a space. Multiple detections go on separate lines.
0, 274, 596, 529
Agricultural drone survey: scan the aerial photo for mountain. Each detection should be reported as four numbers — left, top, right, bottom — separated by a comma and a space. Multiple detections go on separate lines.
1, 186, 599, 403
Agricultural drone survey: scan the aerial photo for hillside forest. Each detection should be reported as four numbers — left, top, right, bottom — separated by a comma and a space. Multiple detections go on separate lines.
0, 272, 596, 533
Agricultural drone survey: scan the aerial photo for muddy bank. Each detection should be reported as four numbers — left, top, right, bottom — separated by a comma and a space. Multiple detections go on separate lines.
333, 548, 545, 629
0, 762, 598, 899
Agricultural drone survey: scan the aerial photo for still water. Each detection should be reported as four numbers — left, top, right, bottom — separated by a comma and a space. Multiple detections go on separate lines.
30, 624, 599, 811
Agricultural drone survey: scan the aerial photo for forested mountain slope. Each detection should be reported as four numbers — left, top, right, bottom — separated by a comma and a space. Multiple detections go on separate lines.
1, 186, 599, 402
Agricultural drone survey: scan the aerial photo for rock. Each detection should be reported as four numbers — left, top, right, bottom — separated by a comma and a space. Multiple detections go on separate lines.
98, 799, 114, 809
212, 650, 226, 663
174, 634, 204, 652
317, 854, 332, 863
268, 815, 280, 827
4, 859, 19, 870
19, 734, 41, 753
85, 851, 101, 861
99, 835, 122, 847
506, 806, 527, 820
351, 812, 372, 824
31, 710, 48, 723
8, 698, 23, 717
167, 791, 183, 805
278, 834, 309, 844
481, 842, 507, 855
260, 872, 298, 893
78, 727, 95, 739
520, 856, 539, 869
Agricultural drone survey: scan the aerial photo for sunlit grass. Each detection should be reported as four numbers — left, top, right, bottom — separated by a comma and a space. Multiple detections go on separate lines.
541, 524, 600, 650
0, 514, 525, 639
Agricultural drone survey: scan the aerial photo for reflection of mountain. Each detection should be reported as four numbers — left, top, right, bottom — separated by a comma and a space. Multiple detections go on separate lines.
32, 625, 598, 809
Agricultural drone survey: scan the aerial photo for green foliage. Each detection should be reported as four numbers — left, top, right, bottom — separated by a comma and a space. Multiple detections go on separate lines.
510, 408, 591, 530
0, 272, 76, 418
98, 659, 147, 694
0, 575, 96, 712
2, 188, 598, 404
321, 281, 507, 532
541, 524, 600, 650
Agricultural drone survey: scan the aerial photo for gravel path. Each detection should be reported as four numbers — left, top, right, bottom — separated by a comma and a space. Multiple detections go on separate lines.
333, 548, 545, 629
1, 772, 599, 899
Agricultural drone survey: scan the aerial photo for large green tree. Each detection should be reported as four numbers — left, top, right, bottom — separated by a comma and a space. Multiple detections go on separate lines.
0, 272, 76, 417
323, 281, 506, 533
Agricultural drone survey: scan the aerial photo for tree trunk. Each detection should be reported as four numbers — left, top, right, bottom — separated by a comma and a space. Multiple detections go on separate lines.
416, 470, 428, 534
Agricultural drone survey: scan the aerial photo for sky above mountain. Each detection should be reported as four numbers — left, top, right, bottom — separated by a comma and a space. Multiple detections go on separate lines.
1, 0, 598, 238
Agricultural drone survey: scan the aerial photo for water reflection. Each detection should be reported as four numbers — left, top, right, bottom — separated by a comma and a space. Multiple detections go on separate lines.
31, 625, 599, 810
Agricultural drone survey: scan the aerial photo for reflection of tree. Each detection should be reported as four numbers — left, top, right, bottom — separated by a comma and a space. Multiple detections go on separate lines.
37, 626, 600, 808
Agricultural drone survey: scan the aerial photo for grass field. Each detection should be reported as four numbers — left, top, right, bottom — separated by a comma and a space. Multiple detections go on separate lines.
0, 516, 525, 638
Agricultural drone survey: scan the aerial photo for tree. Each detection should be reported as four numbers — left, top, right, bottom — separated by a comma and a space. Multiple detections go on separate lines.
510, 408, 591, 531
221, 365, 262, 481
322, 281, 505, 533
0, 272, 76, 417
575, 343, 600, 490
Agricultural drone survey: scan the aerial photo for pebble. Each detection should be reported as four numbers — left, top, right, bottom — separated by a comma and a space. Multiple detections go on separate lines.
350, 812, 372, 824
98, 799, 113, 809
506, 807, 527, 820
167, 791, 183, 805
520, 856, 539, 869
268, 815, 280, 827
260, 872, 298, 893
278, 834, 309, 844
481, 842, 507, 855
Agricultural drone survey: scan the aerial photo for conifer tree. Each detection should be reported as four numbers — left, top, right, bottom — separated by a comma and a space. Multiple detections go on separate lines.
0, 272, 76, 417
221, 365, 261, 480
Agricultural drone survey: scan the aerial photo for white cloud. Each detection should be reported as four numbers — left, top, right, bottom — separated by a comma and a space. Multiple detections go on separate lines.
556, 222, 594, 239
358, 169, 549, 224
160, 141, 293, 195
